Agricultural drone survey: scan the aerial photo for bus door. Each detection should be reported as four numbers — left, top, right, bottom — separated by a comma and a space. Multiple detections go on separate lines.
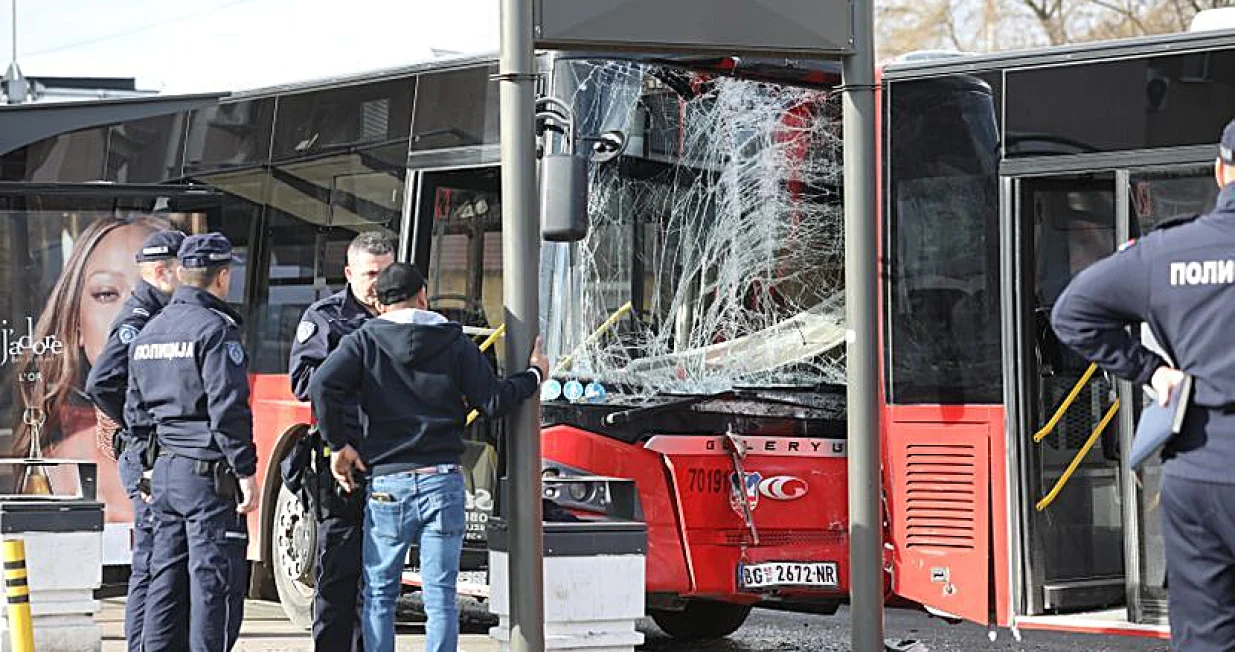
1011, 173, 1127, 616
1115, 166, 1218, 625
408, 165, 504, 580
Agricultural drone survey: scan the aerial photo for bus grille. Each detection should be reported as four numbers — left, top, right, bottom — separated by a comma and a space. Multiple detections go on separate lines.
719, 529, 846, 547
904, 443, 977, 549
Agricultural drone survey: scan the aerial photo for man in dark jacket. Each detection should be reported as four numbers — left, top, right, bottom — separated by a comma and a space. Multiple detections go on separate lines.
85, 228, 184, 652
310, 262, 546, 652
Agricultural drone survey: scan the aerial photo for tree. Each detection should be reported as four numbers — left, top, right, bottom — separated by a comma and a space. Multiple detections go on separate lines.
876, 0, 1235, 60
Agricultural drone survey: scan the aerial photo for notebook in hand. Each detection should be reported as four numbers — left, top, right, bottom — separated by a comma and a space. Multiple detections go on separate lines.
1129, 373, 1192, 470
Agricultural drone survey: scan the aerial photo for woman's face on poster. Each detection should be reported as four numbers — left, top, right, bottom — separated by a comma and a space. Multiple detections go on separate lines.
78, 224, 155, 365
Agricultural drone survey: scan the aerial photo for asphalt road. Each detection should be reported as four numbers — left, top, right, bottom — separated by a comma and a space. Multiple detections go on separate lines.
100, 594, 1172, 651
641, 607, 1171, 651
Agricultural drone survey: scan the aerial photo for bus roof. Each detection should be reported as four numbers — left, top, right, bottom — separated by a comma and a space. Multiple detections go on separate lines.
228, 52, 500, 100
883, 27, 1235, 81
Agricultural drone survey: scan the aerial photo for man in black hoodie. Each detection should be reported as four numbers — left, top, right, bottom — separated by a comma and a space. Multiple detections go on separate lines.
310, 262, 546, 652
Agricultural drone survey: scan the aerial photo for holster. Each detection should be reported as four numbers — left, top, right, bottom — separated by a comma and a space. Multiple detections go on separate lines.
140, 432, 160, 471
312, 431, 365, 522
196, 459, 239, 503
284, 427, 364, 523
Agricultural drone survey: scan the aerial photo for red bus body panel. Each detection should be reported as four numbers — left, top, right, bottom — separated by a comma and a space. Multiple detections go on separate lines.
247, 373, 312, 561
542, 424, 849, 602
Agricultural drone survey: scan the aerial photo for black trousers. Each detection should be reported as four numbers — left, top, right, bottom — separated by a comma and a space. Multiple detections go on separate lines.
143, 455, 246, 652
1162, 474, 1235, 651
313, 513, 364, 652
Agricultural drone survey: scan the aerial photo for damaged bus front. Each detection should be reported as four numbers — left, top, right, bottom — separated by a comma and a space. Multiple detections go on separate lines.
535, 56, 853, 639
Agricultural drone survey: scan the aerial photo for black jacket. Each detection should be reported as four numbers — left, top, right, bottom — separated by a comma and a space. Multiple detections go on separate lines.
288, 287, 371, 444
310, 311, 539, 476
126, 286, 256, 477
85, 281, 170, 428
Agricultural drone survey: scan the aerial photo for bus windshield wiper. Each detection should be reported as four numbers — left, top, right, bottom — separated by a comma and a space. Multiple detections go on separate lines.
602, 390, 738, 426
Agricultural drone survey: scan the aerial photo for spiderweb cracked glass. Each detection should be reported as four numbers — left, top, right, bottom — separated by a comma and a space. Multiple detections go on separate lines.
541, 60, 847, 399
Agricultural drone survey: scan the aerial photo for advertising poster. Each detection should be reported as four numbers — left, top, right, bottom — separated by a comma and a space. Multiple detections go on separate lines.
2, 210, 202, 524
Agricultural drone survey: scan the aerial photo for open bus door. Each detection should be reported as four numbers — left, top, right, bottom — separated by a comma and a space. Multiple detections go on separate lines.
407, 164, 505, 594
1005, 165, 1217, 633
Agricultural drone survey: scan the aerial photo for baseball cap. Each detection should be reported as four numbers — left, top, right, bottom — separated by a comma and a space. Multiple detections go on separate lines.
178, 232, 234, 269
375, 262, 426, 305
1222, 117, 1235, 164
135, 230, 187, 262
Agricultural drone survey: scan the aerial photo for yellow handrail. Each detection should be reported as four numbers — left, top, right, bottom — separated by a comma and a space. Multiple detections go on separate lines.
1035, 398, 1119, 512
1034, 362, 1098, 443
555, 301, 634, 374
465, 324, 507, 427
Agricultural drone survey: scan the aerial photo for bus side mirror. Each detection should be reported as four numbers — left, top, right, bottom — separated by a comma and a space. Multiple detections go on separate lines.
540, 151, 589, 242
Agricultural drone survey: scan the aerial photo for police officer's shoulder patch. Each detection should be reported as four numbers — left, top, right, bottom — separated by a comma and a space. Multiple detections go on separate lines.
132, 307, 149, 318
225, 341, 245, 365
296, 320, 316, 343
117, 324, 139, 344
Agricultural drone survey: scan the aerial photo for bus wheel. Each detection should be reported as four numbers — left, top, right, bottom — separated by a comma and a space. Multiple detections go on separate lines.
272, 482, 316, 629
649, 599, 752, 640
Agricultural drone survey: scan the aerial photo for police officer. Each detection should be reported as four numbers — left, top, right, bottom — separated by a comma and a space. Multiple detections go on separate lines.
85, 229, 185, 652
1053, 118, 1235, 651
127, 232, 258, 652
286, 231, 393, 651
311, 263, 547, 652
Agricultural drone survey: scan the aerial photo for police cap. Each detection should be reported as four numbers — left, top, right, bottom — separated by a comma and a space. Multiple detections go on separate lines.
375, 262, 426, 305
135, 230, 187, 262
178, 232, 234, 269
1222, 117, 1235, 164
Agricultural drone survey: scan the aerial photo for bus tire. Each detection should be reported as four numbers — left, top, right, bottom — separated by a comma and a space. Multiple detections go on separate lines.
271, 482, 316, 629
649, 599, 752, 640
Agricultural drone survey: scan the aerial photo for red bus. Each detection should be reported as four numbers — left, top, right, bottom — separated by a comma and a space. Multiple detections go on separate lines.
880, 26, 1235, 639
3, 21, 1232, 643
0, 51, 850, 639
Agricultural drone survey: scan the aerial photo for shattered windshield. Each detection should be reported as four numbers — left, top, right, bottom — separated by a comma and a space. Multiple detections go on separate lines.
541, 59, 846, 398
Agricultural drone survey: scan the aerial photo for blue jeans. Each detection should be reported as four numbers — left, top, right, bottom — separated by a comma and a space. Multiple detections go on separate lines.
362, 471, 465, 652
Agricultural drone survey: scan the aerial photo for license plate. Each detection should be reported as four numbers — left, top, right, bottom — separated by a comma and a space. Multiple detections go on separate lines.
739, 561, 838, 589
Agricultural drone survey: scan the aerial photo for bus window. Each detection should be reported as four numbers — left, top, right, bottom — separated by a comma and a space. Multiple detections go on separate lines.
539, 59, 845, 397
245, 146, 404, 375
886, 74, 1002, 404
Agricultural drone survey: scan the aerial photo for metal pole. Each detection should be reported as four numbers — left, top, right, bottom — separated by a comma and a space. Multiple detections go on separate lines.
498, 0, 545, 649
842, 0, 883, 646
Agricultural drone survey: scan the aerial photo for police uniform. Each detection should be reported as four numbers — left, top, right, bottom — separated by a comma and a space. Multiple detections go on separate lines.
1051, 120, 1235, 652
287, 287, 371, 652
128, 233, 256, 652
85, 230, 185, 652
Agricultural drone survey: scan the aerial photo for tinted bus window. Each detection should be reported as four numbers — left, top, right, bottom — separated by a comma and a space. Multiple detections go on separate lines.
0, 127, 109, 182
411, 66, 499, 151
105, 113, 188, 183
270, 78, 415, 162
1006, 49, 1235, 157
183, 99, 276, 175
886, 75, 1002, 404
247, 144, 405, 374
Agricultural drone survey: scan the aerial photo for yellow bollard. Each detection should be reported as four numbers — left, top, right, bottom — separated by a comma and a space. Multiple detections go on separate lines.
2, 539, 34, 652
